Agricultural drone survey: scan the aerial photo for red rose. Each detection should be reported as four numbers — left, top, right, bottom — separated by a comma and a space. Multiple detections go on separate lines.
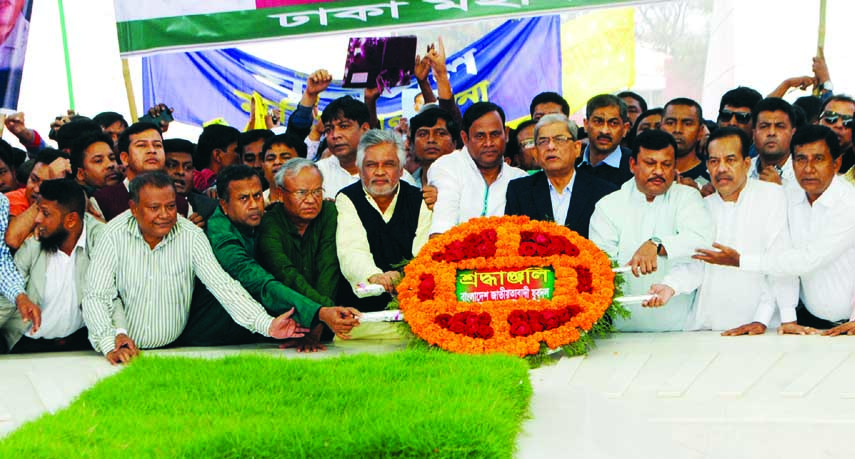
534, 233, 549, 246
529, 321, 544, 333
476, 242, 495, 258
465, 314, 479, 327
435, 314, 452, 328
484, 230, 497, 242
519, 242, 538, 257
477, 325, 494, 339
557, 308, 571, 322
567, 304, 582, 316
528, 310, 544, 325
508, 310, 527, 325
510, 322, 531, 337
449, 320, 467, 334
466, 322, 480, 337
478, 312, 492, 326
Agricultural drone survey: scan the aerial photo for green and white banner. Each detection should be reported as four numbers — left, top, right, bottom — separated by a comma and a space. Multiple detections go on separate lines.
114, 0, 644, 56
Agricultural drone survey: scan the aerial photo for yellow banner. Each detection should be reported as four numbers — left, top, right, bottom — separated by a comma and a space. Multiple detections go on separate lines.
561, 7, 636, 114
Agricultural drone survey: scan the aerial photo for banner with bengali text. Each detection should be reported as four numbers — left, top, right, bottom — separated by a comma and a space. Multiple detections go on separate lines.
115, 0, 646, 56
141, 16, 561, 130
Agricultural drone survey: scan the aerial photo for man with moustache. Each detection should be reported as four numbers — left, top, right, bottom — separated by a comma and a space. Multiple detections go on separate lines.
505, 114, 616, 238
0, 180, 113, 353
337, 130, 432, 312
590, 129, 713, 331
511, 119, 539, 172
429, 102, 526, 235
576, 94, 633, 187
239, 129, 273, 177
93, 122, 190, 221
163, 138, 218, 225
192, 124, 242, 192
660, 97, 709, 185
179, 165, 359, 349
82, 171, 310, 364
0, 192, 40, 353
71, 133, 122, 193
695, 125, 855, 336
748, 98, 800, 193
618, 91, 648, 127
643, 128, 798, 334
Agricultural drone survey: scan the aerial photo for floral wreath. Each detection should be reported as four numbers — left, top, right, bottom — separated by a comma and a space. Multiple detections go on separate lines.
397, 215, 625, 360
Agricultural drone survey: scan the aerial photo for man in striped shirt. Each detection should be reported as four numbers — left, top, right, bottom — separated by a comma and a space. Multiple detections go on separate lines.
82, 171, 307, 364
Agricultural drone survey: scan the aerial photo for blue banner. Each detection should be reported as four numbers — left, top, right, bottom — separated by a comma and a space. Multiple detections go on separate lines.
142, 16, 561, 130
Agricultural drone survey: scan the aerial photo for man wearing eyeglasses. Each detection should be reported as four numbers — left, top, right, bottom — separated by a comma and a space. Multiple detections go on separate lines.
748, 98, 800, 193
716, 87, 762, 138
512, 119, 539, 172
182, 164, 360, 351
505, 114, 616, 238
337, 129, 432, 314
576, 94, 633, 187
817, 95, 855, 173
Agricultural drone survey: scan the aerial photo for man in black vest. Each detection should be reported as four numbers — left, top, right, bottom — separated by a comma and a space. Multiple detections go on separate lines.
335, 129, 432, 312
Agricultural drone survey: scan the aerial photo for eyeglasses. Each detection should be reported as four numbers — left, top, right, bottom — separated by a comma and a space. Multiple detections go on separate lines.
283, 187, 323, 201
820, 111, 854, 128
535, 135, 573, 147
718, 109, 752, 124
519, 139, 536, 149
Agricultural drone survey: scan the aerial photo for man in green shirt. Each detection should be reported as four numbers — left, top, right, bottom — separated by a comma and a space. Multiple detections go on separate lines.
184, 165, 359, 351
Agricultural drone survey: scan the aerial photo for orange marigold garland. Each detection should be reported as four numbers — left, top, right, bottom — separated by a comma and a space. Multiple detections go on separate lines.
397, 215, 621, 359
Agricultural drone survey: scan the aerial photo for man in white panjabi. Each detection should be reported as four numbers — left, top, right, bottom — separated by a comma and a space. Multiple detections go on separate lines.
644, 127, 798, 334
589, 129, 713, 332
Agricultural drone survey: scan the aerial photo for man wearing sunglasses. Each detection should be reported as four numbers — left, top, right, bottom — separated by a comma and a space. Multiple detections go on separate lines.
817, 95, 855, 173
505, 114, 616, 238
717, 86, 762, 139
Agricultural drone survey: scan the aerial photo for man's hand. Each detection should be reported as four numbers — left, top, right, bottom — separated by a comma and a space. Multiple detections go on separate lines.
268, 308, 310, 339
693, 243, 740, 267
364, 86, 381, 102
188, 212, 205, 229
822, 321, 855, 336
15, 293, 41, 333
422, 184, 437, 210
778, 321, 820, 335
48, 157, 72, 179
722, 321, 767, 336
677, 175, 700, 191
146, 103, 174, 132
642, 284, 674, 308
758, 166, 783, 185
305, 69, 333, 99
628, 240, 658, 277
280, 324, 327, 352
426, 36, 449, 76
107, 333, 139, 365
4, 112, 27, 137
414, 53, 431, 81
319, 306, 361, 340
368, 271, 401, 293
204, 187, 218, 200
813, 55, 830, 86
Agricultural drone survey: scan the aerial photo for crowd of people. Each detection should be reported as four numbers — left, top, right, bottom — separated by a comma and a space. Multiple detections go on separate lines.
1, 43, 854, 364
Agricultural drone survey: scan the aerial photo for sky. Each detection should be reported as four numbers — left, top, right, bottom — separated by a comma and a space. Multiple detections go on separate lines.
7, 0, 855, 149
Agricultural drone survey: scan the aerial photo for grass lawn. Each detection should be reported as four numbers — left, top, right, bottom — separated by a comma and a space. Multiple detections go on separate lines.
0, 351, 532, 458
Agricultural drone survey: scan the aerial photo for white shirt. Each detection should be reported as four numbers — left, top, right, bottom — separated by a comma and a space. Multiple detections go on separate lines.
749, 156, 800, 195
427, 147, 527, 234
742, 176, 855, 322
316, 155, 417, 198
548, 173, 576, 226
336, 186, 432, 292
663, 180, 798, 330
589, 181, 714, 331
28, 227, 88, 339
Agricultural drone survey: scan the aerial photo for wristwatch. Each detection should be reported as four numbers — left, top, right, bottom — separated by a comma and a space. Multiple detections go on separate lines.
649, 237, 663, 255
821, 80, 834, 92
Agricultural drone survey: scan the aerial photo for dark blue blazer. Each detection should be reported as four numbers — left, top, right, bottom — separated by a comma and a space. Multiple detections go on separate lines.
504, 170, 617, 239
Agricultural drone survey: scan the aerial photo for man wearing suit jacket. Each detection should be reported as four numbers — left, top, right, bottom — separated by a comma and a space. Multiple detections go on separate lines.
505, 114, 617, 238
